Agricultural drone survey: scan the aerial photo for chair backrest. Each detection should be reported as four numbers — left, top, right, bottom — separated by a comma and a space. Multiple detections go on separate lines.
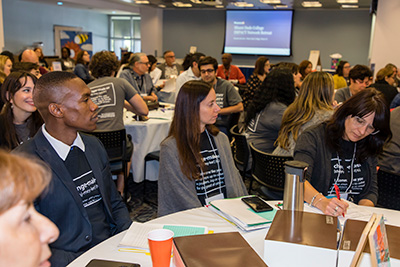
83, 129, 126, 162
230, 125, 249, 172
377, 169, 400, 211
249, 142, 293, 191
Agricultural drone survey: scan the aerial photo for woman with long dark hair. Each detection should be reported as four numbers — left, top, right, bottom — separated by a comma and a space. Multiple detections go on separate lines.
0, 71, 42, 150
158, 80, 247, 216
242, 56, 270, 109
294, 88, 391, 216
245, 68, 296, 153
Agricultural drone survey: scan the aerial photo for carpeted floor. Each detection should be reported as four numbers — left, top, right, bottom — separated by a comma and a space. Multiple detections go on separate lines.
126, 173, 268, 223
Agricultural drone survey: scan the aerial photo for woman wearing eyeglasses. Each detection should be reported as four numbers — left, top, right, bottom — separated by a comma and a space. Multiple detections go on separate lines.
294, 88, 391, 216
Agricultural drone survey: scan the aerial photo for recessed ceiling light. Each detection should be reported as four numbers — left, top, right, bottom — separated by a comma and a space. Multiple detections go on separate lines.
234, 2, 254, 7
274, 4, 288, 8
159, 4, 166, 7
190, 0, 202, 3
260, 0, 281, 3
302, 1, 322, 7
121, 0, 132, 2
337, 0, 358, 3
173, 2, 192, 7
135, 0, 149, 4
57, 1, 63, 5
216, 5, 224, 8
341, 4, 358, 8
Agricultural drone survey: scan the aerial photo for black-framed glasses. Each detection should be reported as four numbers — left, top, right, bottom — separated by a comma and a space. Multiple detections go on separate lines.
200, 69, 215, 74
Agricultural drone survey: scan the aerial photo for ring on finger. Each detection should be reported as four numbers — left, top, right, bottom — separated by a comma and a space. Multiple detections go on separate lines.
334, 206, 339, 212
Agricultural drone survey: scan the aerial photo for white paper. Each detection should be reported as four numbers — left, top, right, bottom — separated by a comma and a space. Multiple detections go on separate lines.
160, 78, 176, 93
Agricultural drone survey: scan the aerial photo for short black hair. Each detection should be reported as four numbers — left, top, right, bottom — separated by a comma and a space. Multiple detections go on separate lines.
198, 56, 218, 71
349, 64, 372, 82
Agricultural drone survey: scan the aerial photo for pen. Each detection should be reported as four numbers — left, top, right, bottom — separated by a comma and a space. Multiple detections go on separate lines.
334, 184, 345, 217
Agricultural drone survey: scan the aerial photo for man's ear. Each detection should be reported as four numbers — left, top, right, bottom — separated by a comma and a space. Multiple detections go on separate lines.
48, 103, 63, 118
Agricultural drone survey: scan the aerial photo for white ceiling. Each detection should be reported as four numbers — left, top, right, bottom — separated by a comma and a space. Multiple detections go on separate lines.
22, 0, 373, 13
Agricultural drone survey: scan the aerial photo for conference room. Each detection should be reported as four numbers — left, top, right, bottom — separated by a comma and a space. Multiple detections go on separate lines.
1, 0, 400, 266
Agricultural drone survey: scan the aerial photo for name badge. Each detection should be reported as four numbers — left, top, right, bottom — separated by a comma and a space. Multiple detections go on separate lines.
205, 193, 224, 205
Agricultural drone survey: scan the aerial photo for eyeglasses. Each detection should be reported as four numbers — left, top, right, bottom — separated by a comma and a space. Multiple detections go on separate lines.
352, 116, 380, 135
138, 61, 150, 66
356, 79, 372, 87
200, 69, 215, 74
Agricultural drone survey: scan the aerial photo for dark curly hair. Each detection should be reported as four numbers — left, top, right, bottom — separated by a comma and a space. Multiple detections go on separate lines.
326, 88, 391, 161
245, 68, 296, 126
335, 60, 349, 76
89, 51, 119, 78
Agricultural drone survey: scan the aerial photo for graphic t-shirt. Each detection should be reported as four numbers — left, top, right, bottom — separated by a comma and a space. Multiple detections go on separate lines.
195, 130, 227, 205
329, 140, 368, 203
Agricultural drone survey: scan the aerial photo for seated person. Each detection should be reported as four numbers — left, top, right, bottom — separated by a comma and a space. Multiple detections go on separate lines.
273, 72, 334, 156
0, 71, 42, 150
158, 80, 247, 217
15, 71, 132, 266
242, 56, 270, 109
299, 60, 312, 81
12, 62, 41, 78
333, 60, 350, 89
199, 56, 243, 135
0, 150, 59, 267
245, 68, 296, 153
216, 53, 246, 84
378, 106, 400, 174
60, 47, 75, 72
294, 88, 391, 216
334, 64, 372, 104
88, 51, 148, 195
157, 50, 183, 79
74, 50, 94, 84
369, 66, 398, 106
274, 62, 302, 92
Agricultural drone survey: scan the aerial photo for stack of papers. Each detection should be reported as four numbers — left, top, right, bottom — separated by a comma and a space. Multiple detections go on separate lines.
208, 197, 277, 231
119, 222, 208, 249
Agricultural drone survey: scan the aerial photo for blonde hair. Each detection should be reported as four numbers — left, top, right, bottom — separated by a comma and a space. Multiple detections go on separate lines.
275, 72, 334, 149
0, 55, 9, 83
0, 150, 51, 214
376, 67, 394, 82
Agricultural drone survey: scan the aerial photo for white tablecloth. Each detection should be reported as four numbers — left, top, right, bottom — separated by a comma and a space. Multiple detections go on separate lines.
67, 202, 400, 267
124, 108, 174, 183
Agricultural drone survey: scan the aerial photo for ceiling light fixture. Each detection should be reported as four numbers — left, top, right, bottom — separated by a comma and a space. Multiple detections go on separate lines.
341, 4, 358, 8
215, 5, 224, 8
57, 1, 63, 5
135, 0, 149, 3
173, 2, 192, 7
234, 2, 254, 7
190, 0, 202, 3
159, 4, 166, 7
301, 1, 322, 7
337, 0, 358, 3
259, 0, 281, 3
274, 4, 288, 8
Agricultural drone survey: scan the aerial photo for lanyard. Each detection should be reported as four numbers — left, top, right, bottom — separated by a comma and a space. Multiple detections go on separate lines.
329, 143, 357, 195
200, 129, 223, 199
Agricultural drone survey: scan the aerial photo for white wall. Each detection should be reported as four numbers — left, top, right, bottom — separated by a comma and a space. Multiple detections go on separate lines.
140, 6, 163, 57
2, 0, 108, 56
369, 0, 400, 75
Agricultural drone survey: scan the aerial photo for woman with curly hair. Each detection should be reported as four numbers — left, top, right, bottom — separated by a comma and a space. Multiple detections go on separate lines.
242, 56, 270, 109
273, 72, 335, 156
245, 68, 296, 153
333, 60, 350, 89
74, 50, 94, 84
294, 88, 391, 216
88, 50, 148, 195
0, 71, 42, 150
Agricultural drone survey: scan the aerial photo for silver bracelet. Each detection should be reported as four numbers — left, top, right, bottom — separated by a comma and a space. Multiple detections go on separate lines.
310, 192, 322, 207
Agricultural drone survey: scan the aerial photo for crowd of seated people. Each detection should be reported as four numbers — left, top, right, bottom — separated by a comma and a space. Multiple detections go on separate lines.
1, 44, 400, 266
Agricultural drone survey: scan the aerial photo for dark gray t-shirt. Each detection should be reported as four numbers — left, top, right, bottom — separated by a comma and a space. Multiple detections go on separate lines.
214, 78, 242, 128
89, 77, 137, 131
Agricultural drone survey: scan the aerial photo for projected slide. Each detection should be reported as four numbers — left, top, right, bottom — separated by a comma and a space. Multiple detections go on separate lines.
224, 10, 293, 56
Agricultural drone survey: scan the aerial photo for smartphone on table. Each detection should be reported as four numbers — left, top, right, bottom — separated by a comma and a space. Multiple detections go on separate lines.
241, 196, 274, 212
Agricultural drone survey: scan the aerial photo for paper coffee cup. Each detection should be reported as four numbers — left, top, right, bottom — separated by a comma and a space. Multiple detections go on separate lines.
148, 229, 174, 267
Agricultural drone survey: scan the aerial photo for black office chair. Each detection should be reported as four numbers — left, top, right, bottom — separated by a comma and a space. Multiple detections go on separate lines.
144, 150, 160, 181
83, 129, 130, 202
249, 142, 293, 200
230, 125, 250, 184
377, 169, 400, 211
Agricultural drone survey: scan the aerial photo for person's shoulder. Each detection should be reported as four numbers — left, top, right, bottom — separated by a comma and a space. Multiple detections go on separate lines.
160, 136, 176, 147
217, 78, 234, 89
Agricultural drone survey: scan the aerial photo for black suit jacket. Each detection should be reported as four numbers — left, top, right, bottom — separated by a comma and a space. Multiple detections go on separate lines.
14, 128, 131, 267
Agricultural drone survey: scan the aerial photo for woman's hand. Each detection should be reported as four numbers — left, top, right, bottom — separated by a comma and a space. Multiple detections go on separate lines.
358, 199, 374, 207
315, 197, 349, 217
